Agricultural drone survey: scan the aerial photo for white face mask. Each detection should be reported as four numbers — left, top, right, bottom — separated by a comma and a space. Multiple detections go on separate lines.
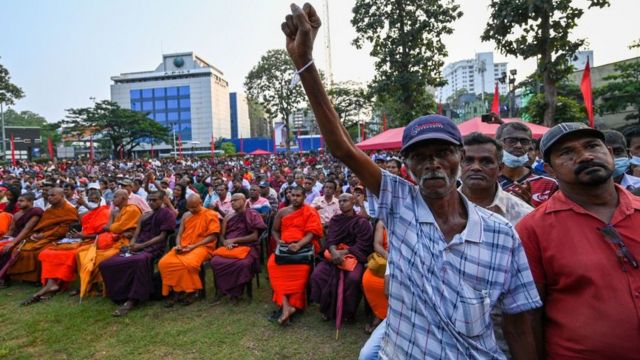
502, 150, 530, 168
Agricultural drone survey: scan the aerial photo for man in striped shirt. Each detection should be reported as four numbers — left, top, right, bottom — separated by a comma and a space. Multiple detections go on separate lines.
280, 4, 542, 359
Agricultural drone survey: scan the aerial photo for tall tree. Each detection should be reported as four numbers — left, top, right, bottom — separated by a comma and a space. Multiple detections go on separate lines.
0, 60, 24, 106
61, 100, 170, 158
482, 0, 610, 127
595, 59, 640, 124
352, 0, 461, 125
327, 81, 371, 131
247, 98, 269, 137
244, 49, 306, 150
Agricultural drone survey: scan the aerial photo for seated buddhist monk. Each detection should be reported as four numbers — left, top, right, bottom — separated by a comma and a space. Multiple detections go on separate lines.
159, 194, 220, 307
0, 193, 43, 288
7, 188, 77, 286
362, 219, 389, 334
310, 193, 373, 322
76, 189, 141, 298
22, 190, 111, 304
210, 193, 266, 305
267, 186, 323, 325
100, 191, 176, 316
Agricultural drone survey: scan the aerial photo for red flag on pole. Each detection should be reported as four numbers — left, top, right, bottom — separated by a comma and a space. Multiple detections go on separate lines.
119, 145, 124, 160
150, 142, 155, 158
10, 134, 15, 166
581, 59, 595, 128
177, 135, 183, 160
272, 127, 277, 154
210, 135, 215, 158
382, 113, 388, 132
437, 102, 443, 115
491, 82, 500, 114
47, 137, 55, 161
89, 137, 94, 164
361, 122, 366, 141
297, 128, 302, 154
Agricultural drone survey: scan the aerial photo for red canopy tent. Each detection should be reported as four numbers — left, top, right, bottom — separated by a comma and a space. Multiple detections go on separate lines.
356, 117, 549, 150
457, 117, 549, 139
355, 127, 404, 151
249, 149, 271, 155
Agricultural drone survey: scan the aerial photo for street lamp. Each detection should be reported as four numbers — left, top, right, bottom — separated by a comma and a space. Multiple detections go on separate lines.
508, 69, 517, 118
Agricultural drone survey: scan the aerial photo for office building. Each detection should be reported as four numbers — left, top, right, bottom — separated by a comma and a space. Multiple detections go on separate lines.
110, 52, 230, 152
229, 92, 251, 139
437, 52, 508, 101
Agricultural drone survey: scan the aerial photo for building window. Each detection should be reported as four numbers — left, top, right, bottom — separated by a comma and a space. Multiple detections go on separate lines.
154, 88, 166, 97
130, 85, 192, 140
179, 86, 190, 96
130, 90, 141, 99
154, 100, 166, 110
142, 101, 153, 111
142, 89, 153, 99
166, 87, 178, 96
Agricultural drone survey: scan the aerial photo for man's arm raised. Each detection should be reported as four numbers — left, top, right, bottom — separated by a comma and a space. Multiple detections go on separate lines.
282, 3, 381, 197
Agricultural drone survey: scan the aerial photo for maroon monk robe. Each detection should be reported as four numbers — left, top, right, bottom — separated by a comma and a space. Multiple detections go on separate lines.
99, 207, 176, 303
0, 207, 44, 281
210, 209, 266, 297
310, 213, 373, 320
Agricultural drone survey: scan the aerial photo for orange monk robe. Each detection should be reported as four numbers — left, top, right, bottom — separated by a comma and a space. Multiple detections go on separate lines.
362, 229, 388, 319
267, 204, 323, 309
8, 201, 78, 282
0, 212, 12, 237
158, 208, 220, 296
77, 204, 141, 294
38, 205, 111, 285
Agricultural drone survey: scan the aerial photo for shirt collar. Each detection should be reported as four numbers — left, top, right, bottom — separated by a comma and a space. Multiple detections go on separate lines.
415, 187, 484, 243
545, 184, 640, 216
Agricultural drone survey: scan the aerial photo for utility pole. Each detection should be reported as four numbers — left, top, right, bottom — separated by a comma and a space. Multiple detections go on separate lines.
323, 0, 334, 86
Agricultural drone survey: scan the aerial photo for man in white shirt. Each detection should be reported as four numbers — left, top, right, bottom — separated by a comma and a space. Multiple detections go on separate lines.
311, 180, 340, 225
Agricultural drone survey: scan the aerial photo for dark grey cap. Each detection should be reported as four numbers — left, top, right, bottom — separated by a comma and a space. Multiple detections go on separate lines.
540, 122, 604, 161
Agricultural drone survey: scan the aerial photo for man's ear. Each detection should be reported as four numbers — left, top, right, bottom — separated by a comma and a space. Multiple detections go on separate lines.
543, 162, 555, 178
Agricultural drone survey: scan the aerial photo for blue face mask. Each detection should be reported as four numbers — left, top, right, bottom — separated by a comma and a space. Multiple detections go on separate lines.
502, 150, 530, 168
614, 157, 630, 178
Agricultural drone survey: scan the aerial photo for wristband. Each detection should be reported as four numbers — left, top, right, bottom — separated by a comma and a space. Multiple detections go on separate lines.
289, 59, 314, 89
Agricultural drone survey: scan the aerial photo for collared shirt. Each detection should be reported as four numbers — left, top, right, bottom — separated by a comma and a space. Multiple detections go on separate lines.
213, 193, 234, 217
517, 185, 640, 360
375, 171, 541, 359
499, 170, 559, 207
304, 190, 320, 205
311, 195, 340, 225
460, 183, 534, 226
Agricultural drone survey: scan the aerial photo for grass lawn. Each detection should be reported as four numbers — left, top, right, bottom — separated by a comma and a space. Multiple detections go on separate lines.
0, 272, 371, 360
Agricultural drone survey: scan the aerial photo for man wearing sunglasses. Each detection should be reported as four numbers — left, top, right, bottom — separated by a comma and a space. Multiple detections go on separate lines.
496, 122, 558, 207
516, 123, 640, 360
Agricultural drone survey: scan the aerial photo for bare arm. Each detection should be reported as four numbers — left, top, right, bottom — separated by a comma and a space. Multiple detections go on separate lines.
282, 4, 382, 196
271, 209, 284, 244
502, 310, 541, 360
373, 221, 388, 259
11, 216, 41, 244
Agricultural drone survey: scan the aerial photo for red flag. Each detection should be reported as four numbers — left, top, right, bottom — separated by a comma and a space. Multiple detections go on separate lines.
10, 134, 15, 166
437, 102, 443, 115
119, 145, 124, 160
319, 135, 324, 150
47, 137, 55, 161
210, 135, 215, 158
581, 60, 595, 128
491, 82, 500, 114
382, 113, 388, 132
89, 137, 94, 164
177, 135, 183, 160
361, 122, 366, 141
297, 128, 302, 154
150, 142, 155, 158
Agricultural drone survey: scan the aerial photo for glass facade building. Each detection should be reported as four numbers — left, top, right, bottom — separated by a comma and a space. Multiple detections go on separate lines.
130, 86, 192, 141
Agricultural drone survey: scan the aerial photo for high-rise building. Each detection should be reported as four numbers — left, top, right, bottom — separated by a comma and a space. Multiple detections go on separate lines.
110, 52, 230, 152
437, 52, 508, 101
229, 92, 251, 139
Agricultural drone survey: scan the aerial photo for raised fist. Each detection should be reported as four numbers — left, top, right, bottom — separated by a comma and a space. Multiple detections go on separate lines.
281, 3, 322, 68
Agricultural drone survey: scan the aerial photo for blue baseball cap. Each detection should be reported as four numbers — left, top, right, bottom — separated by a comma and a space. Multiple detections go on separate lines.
401, 115, 463, 154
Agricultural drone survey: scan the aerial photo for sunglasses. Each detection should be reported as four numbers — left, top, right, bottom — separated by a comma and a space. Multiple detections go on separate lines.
600, 225, 638, 272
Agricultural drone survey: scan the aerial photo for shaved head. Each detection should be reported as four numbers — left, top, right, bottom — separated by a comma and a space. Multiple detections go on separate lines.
338, 193, 356, 214
186, 194, 203, 214
231, 193, 246, 212
113, 189, 129, 208
47, 187, 65, 206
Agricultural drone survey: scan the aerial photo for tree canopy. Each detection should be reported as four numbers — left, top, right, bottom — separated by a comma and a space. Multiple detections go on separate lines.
244, 49, 306, 150
482, 0, 609, 127
327, 81, 371, 132
0, 60, 24, 106
595, 59, 640, 124
352, 0, 460, 126
61, 100, 170, 158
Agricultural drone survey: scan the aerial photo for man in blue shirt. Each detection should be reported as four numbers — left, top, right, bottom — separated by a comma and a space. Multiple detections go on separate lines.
280, 4, 542, 359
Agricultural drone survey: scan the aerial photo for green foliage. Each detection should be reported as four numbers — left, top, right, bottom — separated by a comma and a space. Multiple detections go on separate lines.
220, 141, 236, 155
327, 81, 371, 129
244, 49, 306, 150
482, 0, 609, 126
352, 0, 461, 126
595, 60, 640, 124
61, 100, 170, 159
0, 60, 24, 105
522, 94, 586, 125
247, 98, 269, 137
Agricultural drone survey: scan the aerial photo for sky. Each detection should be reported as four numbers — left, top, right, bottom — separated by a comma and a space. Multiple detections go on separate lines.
1, 0, 638, 123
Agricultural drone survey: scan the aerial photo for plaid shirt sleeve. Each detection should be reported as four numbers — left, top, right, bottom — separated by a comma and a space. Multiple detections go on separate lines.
374, 170, 412, 227
499, 230, 543, 314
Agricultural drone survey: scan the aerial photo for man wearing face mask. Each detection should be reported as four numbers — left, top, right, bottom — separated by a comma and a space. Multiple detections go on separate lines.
496, 122, 558, 207
603, 130, 640, 191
